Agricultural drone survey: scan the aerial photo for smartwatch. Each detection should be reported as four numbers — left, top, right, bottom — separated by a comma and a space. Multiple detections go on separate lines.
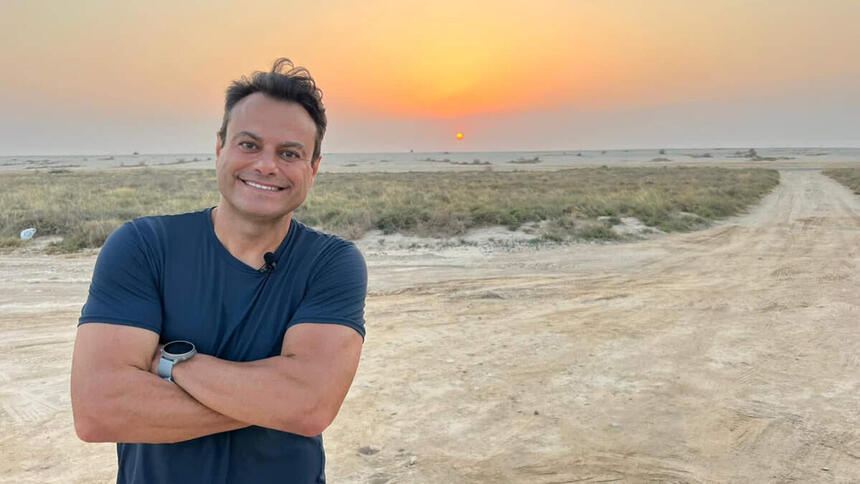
157, 340, 197, 382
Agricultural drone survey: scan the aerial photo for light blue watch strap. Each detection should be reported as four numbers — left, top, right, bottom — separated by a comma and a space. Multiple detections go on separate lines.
157, 356, 175, 382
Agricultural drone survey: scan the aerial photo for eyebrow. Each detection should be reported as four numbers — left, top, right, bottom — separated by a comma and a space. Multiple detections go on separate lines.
232, 131, 307, 155
232, 131, 262, 143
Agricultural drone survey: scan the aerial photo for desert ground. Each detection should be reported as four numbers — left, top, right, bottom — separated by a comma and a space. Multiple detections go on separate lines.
0, 168, 858, 482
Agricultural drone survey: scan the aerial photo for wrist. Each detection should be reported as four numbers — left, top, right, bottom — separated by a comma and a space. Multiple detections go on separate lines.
158, 340, 197, 382
171, 352, 208, 386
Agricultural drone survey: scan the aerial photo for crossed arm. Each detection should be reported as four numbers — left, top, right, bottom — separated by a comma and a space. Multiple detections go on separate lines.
71, 322, 362, 444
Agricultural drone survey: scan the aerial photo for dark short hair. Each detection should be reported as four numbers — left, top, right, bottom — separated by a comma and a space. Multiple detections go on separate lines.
218, 58, 326, 164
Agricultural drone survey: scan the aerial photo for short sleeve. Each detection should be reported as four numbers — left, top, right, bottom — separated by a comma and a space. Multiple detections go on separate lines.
79, 221, 163, 334
288, 241, 367, 339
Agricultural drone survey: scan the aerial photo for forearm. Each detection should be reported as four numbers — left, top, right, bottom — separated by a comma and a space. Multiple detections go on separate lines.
73, 365, 248, 444
172, 354, 325, 437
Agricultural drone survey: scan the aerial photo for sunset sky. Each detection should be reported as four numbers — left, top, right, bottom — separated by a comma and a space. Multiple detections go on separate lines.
1, 0, 858, 155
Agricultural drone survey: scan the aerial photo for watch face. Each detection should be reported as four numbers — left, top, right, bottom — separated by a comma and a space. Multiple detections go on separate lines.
164, 341, 194, 356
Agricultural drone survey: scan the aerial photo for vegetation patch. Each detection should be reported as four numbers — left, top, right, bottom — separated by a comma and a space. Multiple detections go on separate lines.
508, 156, 542, 164
823, 168, 860, 194
0, 166, 779, 253
727, 148, 793, 162
421, 158, 491, 166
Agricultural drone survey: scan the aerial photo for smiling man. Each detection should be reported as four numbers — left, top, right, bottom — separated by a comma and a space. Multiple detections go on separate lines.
70, 59, 367, 484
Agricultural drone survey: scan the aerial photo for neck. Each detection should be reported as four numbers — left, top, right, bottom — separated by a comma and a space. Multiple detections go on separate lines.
211, 204, 291, 269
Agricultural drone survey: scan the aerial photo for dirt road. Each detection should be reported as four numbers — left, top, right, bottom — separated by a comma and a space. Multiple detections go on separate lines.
1, 169, 858, 482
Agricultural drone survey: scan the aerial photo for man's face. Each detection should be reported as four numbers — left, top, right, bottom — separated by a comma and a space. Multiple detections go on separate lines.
215, 92, 320, 223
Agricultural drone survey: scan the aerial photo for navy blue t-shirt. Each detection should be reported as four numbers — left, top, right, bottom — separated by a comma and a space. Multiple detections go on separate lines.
79, 208, 367, 484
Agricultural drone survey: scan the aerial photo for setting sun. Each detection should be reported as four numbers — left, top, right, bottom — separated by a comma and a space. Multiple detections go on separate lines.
456, 132, 464, 140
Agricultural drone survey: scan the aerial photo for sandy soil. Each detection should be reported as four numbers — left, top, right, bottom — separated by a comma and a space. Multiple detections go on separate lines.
1, 169, 858, 483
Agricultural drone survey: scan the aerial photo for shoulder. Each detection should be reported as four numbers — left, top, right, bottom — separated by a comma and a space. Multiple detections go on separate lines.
291, 221, 366, 273
107, 209, 209, 254
292, 221, 362, 256
99, 209, 210, 267
125, 209, 210, 242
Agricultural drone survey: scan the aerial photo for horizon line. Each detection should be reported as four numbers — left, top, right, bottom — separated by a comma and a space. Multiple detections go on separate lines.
2, 145, 860, 158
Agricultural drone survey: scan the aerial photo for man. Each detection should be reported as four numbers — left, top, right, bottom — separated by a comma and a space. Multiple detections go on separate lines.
71, 58, 366, 484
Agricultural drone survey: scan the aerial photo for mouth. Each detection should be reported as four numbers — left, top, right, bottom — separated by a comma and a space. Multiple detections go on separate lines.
239, 178, 285, 192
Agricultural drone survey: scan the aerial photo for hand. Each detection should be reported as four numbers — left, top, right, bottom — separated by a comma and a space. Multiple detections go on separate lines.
150, 344, 165, 375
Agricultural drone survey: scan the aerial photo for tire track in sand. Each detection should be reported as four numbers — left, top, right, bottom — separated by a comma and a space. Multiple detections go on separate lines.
328, 170, 860, 482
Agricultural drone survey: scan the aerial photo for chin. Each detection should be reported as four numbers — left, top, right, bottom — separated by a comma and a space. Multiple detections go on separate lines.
244, 206, 292, 222
224, 198, 286, 221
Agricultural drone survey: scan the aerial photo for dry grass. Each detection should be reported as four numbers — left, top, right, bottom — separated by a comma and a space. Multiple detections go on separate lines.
0, 166, 779, 252
823, 168, 860, 194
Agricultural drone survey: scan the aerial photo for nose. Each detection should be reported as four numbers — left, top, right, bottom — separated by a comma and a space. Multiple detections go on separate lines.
252, 148, 279, 176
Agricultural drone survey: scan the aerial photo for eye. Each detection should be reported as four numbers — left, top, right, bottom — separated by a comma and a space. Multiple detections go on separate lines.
238, 141, 258, 150
279, 150, 301, 160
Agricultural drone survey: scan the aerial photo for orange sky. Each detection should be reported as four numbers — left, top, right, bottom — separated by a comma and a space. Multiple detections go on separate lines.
1, 0, 859, 154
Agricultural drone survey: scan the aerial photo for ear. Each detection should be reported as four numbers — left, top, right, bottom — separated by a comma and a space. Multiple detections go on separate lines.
311, 156, 322, 178
215, 133, 223, 158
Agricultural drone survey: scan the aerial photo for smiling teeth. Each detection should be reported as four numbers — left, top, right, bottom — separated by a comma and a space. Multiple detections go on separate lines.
245, 180, 280, 191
